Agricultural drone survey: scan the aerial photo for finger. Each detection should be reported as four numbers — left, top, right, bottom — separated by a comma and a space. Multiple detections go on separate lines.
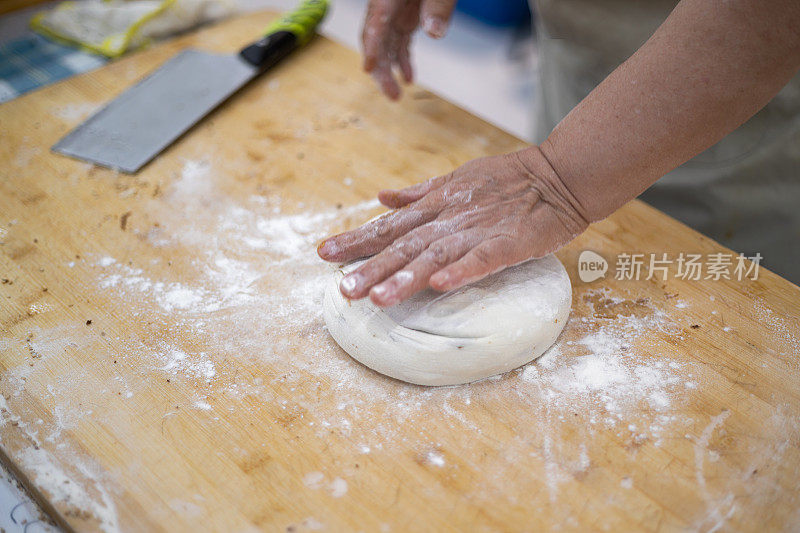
362, 28, 378, 72
420, 0, 456, 38
378, 172, 452, 208
369, 231, 481, 306
362, 0, 391, 71
372, 68, 400, 100
318, 203, 438, 262
429, 234, 521, 292
371, 64, 401, 100
396, 35, 413, 83
339, 221, 456, 299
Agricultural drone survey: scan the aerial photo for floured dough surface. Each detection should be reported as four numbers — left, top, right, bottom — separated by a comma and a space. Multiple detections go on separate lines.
323, 255, 572, 386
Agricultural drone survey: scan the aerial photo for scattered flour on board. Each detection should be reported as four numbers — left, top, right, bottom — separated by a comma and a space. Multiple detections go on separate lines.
303, 471, 325, 490
170, 158, 214, 200
17, 446, 119, 531
426, 451, 445, 467
14, 142, 41, 168
50, 102, 101, 122
690, 410, 737, 533
79, 209, 710, 513
753, 298, 800, 354
3, 156, 798, 530
328, 477, 348, 498
301, 472, 347, 497
519, 292, 687, 445
193, 400, 212, 411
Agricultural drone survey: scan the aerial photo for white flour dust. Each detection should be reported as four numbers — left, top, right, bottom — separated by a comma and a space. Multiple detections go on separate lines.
50, 102, 101, 123
14, 141, 41, 168
691, 410, 735, 533
426, 451, 445, 467
520, 295, 689, 445
2, 156, 798, 530
302, 472, 348, 498
2, 385, 120, 530
17, 447, 120, 532
753, 297, 800, 355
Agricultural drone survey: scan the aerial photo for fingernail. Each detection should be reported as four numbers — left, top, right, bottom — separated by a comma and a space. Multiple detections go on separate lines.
340, 273, 361, 296
394, 270, 414, 286
318, 239, 338, 258
370, 284, 395, 306
431, 271, 450, 288
371, 71, 399, 99
422, 16, 447, 39
371, 284, 386, 297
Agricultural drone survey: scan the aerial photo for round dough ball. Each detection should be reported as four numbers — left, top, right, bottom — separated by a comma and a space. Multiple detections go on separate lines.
323, 255, 572, 386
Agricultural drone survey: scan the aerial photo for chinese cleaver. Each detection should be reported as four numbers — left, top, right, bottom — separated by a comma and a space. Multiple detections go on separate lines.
53, 0, 328, 173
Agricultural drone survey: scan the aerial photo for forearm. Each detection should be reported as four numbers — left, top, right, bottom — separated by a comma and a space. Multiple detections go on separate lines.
538, 0, 800, 222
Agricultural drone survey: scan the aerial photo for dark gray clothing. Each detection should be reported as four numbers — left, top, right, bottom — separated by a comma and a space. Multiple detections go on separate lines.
533, 0, 800, 283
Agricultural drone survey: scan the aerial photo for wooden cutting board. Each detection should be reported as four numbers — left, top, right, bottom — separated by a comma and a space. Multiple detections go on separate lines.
0, 0, 51, 16
1, 11, 799, 532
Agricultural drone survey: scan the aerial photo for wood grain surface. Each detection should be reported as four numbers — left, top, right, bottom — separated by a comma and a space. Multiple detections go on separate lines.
0, 0, 50, 16
1, 11, 799, 532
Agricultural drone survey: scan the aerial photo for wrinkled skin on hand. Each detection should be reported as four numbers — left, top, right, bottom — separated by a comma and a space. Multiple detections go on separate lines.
317, 147, 590, 307
362, 0, 456, 99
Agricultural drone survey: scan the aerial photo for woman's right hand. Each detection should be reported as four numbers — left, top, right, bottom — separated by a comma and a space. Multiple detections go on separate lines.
363, 0, 457, 100
318, 147, 592, 307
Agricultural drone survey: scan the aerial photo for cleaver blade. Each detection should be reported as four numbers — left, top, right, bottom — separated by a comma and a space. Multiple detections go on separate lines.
53, 50, 257, 174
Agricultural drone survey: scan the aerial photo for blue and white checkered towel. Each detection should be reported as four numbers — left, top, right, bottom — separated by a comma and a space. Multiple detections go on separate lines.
0, 33, 107, 104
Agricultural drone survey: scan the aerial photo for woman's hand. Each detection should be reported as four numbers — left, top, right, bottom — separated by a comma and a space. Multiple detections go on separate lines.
362, 0, 456, 100
317, 147, 591, 307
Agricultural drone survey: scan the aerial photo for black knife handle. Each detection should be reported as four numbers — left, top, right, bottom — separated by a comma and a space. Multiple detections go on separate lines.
239, 0, 328, 71
239, 31, 298, 71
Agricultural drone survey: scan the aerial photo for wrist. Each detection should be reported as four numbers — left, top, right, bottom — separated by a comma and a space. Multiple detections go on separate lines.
539, 131, 646, 224
511, 146, 591, 234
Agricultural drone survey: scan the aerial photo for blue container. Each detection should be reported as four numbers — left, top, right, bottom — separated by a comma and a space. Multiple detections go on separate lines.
456, 0, 531, 26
